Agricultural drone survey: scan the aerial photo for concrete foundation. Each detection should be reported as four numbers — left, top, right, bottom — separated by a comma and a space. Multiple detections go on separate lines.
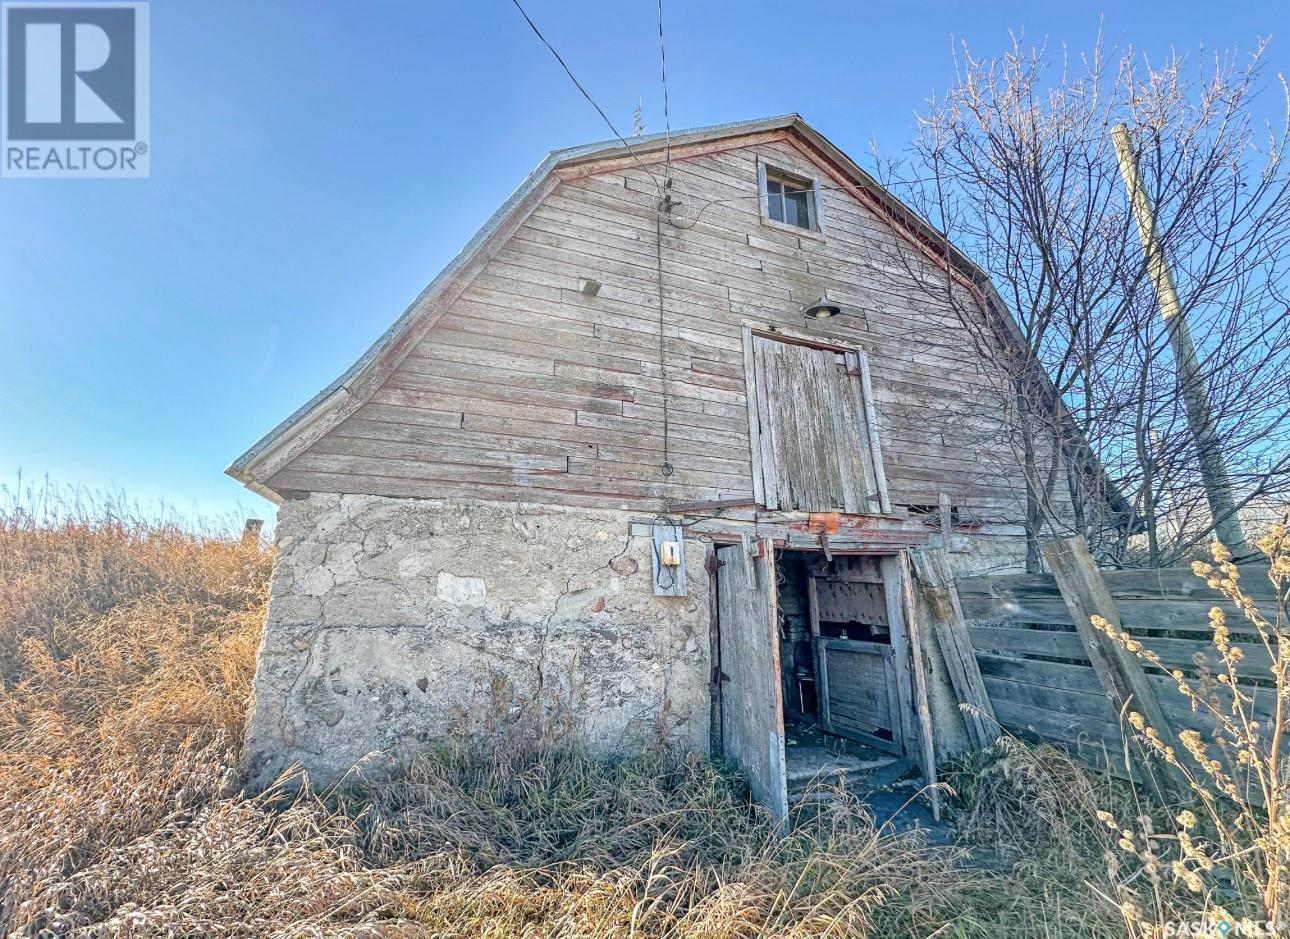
242, 492, 1027, 791
242, 494, 712, 789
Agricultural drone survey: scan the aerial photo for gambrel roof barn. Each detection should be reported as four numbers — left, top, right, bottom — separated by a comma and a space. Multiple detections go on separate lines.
229, 115, 1117, 815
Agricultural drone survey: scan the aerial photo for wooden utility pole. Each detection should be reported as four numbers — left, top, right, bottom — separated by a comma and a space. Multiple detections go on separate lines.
1111, 123, 1250, 558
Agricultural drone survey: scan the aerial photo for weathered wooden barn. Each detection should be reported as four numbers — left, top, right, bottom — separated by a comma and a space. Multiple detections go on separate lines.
228, 115, 1108, 813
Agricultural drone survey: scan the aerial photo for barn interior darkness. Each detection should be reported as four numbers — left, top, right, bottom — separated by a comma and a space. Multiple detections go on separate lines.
775, 550, 898, 767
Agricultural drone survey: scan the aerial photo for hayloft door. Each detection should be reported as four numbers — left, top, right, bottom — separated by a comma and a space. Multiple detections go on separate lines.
745, 331, 891, 514
715, 540, 788, 821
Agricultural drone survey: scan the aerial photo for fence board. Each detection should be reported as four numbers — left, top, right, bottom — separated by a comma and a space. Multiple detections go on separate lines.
958, 565, 1276, 602
986, 691, 1121, 747
968, 626, 1085, 660
959, 557, 1280, 790
959, 595, 1254, 634
979, 652, 1272, 734
968, 626, 1272, 682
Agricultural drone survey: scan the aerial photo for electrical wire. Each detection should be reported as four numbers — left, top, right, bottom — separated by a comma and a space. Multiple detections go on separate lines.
508, 0, 664, 198
655, 207, 673, 477
508, 0, 679, 477
656, 0, 672, 179
654, 0, 675, 478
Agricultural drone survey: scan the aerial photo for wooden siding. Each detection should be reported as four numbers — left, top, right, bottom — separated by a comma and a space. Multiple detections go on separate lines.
267, 132, 1042, 527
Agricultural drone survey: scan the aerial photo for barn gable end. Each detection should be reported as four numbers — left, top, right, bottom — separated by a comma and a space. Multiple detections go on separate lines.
233, 116, 1039, 532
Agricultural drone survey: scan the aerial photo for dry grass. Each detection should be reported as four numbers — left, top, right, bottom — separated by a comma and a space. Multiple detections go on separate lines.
1087, 532, 1290, 936
0, 486, 1143, 938
0, 485, 272, 933
944, 737, 1124, 863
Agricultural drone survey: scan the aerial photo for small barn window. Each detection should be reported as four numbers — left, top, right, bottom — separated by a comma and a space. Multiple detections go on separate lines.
758, 164, 822, 232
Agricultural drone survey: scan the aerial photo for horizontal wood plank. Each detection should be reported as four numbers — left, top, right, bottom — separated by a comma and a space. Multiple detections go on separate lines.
270, 135, 1064, 518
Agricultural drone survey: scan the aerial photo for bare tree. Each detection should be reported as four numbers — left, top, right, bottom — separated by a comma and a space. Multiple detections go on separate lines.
877, 35, 1290, 569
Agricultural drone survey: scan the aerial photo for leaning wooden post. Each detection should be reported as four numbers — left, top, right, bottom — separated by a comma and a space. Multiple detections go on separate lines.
909, 548, 999, 750
898, 551, 942, 821
1041, 536, 1188, 797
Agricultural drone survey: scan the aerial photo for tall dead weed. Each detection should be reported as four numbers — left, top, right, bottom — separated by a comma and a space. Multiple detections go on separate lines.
0, 486, 1141, 937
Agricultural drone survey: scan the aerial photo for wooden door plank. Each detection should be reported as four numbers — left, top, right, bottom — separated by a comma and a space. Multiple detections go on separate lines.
880, 557, 918, 766
842, 351, 882, 513
717, 540, 789, 821
765, 342, 802, 508
742, 326, 766, 507
813, 349, 849, 509
806, 574, 830, 729
856, 351, 891, 513
908, 548, 998, 750
774, 343, 823, 509
751, 338, 781, 509
897, 551, 942, 820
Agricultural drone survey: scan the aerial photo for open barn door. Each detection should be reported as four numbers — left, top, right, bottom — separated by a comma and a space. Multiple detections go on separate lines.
716, 540, 788, 821
815, 639, 902, 753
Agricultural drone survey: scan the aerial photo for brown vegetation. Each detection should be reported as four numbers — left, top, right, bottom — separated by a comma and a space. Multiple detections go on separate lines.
1091, 529, 1290, 935
0, 495, 992, 937
2, 490, 1281, 936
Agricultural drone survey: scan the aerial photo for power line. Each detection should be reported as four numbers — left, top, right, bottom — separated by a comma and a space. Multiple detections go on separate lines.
655, 207, 673, 478
508, 0, 663, 197
508, 0, 676, 477
656, 0, 672, 179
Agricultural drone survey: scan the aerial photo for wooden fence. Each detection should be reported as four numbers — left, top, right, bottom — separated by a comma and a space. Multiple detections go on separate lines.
950, 542, 1278, 769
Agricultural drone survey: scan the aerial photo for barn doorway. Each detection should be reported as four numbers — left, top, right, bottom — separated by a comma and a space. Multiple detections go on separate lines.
714, 543, 911, 820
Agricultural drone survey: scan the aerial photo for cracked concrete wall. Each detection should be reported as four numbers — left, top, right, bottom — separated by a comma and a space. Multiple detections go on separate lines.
242, 494, 711, 789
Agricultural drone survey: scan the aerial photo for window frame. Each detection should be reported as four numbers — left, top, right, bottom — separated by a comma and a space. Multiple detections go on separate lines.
757, 161, 825, 235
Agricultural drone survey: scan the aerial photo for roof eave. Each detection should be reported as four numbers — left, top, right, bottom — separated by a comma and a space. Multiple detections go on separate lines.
225, 115, 808, 494
225, 149, 572, 490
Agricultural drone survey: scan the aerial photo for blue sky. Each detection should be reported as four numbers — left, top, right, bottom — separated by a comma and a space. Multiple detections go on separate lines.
0, 0, 1285, 525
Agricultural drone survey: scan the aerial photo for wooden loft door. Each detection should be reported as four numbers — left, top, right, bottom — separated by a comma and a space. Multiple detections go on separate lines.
744, 331, 891, 514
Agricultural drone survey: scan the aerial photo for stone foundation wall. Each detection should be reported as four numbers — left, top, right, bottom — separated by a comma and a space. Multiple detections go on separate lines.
242, 494, 712, 789
948, 535, 1029, 578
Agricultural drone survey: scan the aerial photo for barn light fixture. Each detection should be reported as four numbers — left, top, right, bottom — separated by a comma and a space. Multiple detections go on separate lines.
801, 296, 843, 319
